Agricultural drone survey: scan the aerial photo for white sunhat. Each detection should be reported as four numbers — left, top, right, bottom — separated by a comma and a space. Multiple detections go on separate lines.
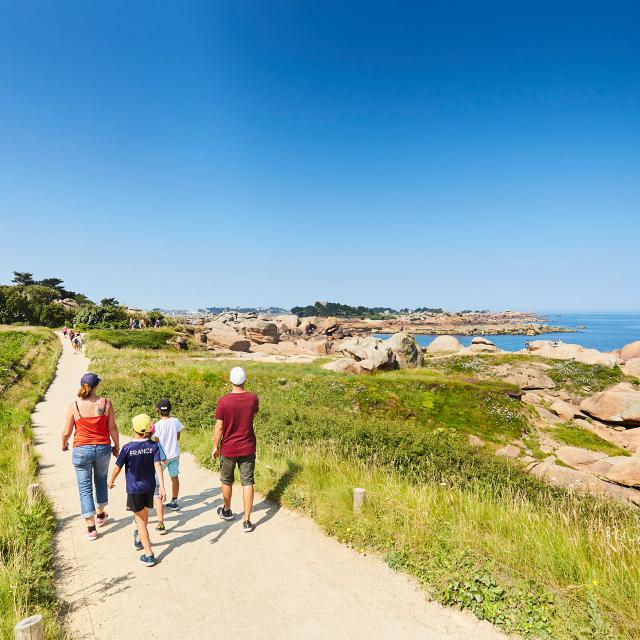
229, 366, 247, 386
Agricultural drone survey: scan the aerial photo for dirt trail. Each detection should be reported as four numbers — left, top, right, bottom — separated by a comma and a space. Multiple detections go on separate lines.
32, 334, 506, 640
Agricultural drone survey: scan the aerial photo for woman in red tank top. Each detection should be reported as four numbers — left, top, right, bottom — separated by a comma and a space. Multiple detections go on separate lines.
62, 372, 120, 540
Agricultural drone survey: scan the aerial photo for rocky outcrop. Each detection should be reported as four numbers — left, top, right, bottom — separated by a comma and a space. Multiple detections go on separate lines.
495, 364, 555, 390
620, 340, 640, 363
383, 332, 424, 368
204, 321, 251, 352
587, 456, 640, 488
496, 444, 521, 458
621, 358, 640, 379
526, 340, 620, 368
426, 335, 462, 353
555, 446, 607, 468
275, 314, 300, 333
470, 336, 498, 353
322, 358, 364, 374
580, 385, 640, 426
244, 320, 280, 344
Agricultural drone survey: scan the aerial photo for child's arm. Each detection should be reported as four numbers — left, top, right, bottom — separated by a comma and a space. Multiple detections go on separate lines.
154, 461, 166, 501
108, 464, 121, 489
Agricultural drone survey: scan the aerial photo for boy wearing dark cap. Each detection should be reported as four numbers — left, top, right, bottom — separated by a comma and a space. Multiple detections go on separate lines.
153, 398, 184, 510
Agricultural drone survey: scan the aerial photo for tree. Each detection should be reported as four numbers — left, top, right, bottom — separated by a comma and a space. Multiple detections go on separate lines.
38, 277, 65, 291
100, 298, 120, 307
12, 271, 35, 286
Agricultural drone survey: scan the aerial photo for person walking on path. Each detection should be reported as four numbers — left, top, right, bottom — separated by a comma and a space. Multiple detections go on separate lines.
61, 372, 120, 540
109, 413, 165, 567
213, 366, 259, 532
153, 397, 184, 511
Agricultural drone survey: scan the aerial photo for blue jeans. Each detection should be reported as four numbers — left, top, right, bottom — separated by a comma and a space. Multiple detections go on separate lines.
72, 444, 112, 518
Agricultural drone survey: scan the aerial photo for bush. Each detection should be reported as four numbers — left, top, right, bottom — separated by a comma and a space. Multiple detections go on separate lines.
74, 304, 128, 329
0, 284, 72, 327
89, 329, 174, 349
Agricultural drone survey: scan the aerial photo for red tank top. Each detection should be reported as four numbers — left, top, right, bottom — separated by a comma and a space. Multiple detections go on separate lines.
73, 399, 111, 447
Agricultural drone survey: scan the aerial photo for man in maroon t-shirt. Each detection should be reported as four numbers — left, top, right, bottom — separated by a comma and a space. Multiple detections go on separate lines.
213, 366, 259, 532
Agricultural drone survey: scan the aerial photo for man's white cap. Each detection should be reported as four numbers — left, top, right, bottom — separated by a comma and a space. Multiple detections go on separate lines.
230, 366, 247, 386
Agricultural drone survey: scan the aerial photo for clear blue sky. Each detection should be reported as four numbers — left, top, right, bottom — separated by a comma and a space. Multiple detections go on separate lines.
1, 1, 638, 311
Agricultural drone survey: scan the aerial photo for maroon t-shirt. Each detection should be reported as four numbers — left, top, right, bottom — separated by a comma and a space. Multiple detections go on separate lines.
215, 391, 259, 457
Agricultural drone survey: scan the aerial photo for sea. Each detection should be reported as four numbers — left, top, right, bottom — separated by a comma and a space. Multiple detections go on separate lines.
376, 313, 640, 354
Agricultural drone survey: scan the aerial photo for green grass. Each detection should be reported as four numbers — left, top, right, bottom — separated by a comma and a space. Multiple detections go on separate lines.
88, 328, 175, 350
86, 338, 640, 639
552, 423, 631, 458
0, 327, 63, 640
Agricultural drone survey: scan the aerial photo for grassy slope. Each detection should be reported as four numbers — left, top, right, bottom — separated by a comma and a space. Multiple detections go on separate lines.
88, 328, 175, 350
551, 423, 631, 457
88, 339, 640, 639
0, 327, 62, 640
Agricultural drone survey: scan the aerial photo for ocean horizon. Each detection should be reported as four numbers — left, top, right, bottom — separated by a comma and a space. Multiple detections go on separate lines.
376, 312, 640, 353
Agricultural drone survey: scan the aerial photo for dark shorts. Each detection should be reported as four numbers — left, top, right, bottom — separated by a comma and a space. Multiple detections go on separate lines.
126, 492, 154, 513
220, 454, 256, 486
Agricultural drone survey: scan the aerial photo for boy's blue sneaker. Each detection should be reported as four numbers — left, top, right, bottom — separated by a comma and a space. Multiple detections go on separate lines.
217, 506, 233, 521
165, 499, 179, 510
139, 554, 156, 567
133, 530, 143, 551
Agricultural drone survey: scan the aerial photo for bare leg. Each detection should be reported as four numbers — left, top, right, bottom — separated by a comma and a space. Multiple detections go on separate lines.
154, 497, 164, 525
84, 515, 96, 528
134, 509, 152, 556
171, 476, 180, 500
242, 485, 254, 522
222, 483, 232, 511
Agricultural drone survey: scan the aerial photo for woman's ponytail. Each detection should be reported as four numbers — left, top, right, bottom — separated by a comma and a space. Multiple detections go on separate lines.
77, 383, 93, 399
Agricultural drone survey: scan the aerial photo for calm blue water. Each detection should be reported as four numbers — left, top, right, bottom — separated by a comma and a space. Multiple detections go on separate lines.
376, 313, 640, 353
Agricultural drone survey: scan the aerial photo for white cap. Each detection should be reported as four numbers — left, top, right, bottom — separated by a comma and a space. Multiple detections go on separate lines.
230, 366, 247, 386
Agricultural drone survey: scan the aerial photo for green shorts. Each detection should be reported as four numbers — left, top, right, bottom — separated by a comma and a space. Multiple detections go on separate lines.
220, 454, 255, 486
163, 456, 180, 478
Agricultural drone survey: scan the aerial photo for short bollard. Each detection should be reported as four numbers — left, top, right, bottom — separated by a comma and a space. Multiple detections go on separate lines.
27, 483, 42, 506
353, 487, 366, 514
14, 614, 44, 640
22, 442, 30, 464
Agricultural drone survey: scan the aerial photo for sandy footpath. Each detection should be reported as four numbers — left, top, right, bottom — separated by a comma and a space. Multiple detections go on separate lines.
31, 334, 505, 640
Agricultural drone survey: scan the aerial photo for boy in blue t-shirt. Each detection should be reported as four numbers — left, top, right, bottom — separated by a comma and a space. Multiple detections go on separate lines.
109, 413, 166, 566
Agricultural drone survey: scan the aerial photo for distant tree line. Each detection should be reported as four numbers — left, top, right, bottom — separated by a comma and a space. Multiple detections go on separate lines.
291, 301, 419, 318
0, 271, 138, 329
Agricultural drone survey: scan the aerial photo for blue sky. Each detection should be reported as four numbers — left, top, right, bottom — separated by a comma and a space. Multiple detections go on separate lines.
0, 1, 638, 311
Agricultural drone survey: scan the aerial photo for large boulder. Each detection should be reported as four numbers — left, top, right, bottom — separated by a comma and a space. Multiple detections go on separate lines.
296, 338, 329, 355
204, 321, 251, 352
244, 320, 280, 344
322, 358, 364, 374
336, 336, 398, 371
470, 336, 498, 353
555, 446, 607, 468
588, 456, 640, 488
426, 335, 462, 353
620, 340, 640, 363
275, 314, 300, 333
299, 317, 318, 335
315, 317, 339, 335
384, 332, 424, 368
550, 399, 582, 421
621, 358, 640, 379
580, 388, 640, 426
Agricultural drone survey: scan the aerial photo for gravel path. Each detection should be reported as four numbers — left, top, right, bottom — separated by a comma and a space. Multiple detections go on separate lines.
32, 333, 506, 640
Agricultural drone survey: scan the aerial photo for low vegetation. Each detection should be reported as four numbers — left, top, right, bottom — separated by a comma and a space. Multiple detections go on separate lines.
552, 422, 631, 458
0, 327, 62, 639
88, 338, 640, 639
88, 328, 174, 350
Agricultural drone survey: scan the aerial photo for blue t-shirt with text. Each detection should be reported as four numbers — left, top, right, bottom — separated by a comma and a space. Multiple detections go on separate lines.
115, 439, 161, 494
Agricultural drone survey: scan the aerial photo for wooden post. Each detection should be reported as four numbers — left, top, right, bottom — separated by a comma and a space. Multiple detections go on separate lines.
22, 443, 30, 465
18, 424, 25, 435
27, 483, 41, 505
353, 487, 366, 514
14, 614, 44, 640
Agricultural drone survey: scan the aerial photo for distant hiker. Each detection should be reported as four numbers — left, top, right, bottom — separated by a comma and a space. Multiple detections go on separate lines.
73, 333, 83, 354
63, 325, 68, 338
69, 328, 75, 342
153, 398, 184, 511
109, 414, 165, 567
62, 373, 120, 540
154, 318, 161, 329
213, 367, 259, 532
